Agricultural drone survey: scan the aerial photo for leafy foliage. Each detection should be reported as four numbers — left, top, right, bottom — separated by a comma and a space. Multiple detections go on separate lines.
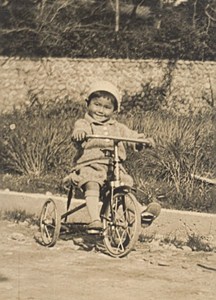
0, 100, 84, 176
0, 0, 215, 60
123, 110, 215, 212
121, 61, 175, 113
0, 95, 215, 212
1, 209, 38, 226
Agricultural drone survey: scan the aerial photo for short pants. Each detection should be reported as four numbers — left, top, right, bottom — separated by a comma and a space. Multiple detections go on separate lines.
70, 163, 134, 189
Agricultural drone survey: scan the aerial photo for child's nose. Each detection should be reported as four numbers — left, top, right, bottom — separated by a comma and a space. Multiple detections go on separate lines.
98, 106, 104, 113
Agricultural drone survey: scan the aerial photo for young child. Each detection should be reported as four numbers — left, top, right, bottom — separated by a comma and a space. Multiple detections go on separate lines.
68, 81, 160, 231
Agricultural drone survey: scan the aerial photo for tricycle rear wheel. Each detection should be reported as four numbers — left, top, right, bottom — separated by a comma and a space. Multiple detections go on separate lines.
39, 198, 61, 247
103, 192, 141, 258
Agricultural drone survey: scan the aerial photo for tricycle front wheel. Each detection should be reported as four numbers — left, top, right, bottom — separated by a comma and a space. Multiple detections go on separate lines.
39, 198, 61, 247
103, 192, 141, 258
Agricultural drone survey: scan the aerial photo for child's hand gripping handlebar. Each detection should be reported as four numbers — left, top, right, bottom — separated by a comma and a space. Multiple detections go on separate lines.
64, 134, 155, 189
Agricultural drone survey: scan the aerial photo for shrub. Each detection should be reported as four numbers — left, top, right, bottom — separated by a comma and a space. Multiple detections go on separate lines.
120, 61, 176, 114
123, 111, 215, 211
0, 99, 84, 176
1, 209, 38, 226
0, 100, 215, 212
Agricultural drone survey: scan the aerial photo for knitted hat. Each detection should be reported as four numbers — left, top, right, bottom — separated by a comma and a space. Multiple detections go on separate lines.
87, 80, 121, 112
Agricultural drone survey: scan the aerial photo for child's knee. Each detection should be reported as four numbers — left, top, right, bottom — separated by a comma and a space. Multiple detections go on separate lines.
120, 173, 134, 186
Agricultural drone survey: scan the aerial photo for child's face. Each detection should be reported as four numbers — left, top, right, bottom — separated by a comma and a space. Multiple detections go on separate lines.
87, 96, 115, 122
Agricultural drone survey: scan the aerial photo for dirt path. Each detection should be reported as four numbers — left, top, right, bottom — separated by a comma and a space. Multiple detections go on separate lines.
0, 220, 216, 300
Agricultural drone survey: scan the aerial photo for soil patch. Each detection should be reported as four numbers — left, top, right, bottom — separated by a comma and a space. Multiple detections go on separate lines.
1, 220, 216, 300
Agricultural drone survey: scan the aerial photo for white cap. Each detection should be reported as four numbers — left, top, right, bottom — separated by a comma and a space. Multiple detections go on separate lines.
87, 80, 121, 112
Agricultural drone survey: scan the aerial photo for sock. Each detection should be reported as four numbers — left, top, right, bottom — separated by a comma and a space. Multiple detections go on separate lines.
85, 196, 100, 222
85, 190, 100, 222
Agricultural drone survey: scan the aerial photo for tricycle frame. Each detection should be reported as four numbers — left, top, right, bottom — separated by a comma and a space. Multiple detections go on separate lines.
39, 135, 149, 257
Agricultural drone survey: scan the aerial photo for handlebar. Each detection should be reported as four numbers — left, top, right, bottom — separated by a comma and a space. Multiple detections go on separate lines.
86, 134, 150, 145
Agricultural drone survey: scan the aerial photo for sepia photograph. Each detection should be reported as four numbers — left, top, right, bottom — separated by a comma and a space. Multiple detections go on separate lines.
0, 1, 216, 299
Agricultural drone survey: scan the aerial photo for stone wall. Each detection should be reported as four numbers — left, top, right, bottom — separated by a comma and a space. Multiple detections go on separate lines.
0, 56, 215, 114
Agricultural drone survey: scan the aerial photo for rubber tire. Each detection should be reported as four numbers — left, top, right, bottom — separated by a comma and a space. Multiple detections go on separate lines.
103, 192, 141, 258
39, 198, 61, 247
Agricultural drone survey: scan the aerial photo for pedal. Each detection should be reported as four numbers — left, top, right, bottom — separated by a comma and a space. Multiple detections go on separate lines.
87, 228, 103, 235
141, 213, 155, 226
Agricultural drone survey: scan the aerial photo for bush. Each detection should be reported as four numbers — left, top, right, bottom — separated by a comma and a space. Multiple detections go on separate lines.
0, 99, 215, 212
123, 111, 215, 212
0, 99, 85, 176
120, 62, 174, 114
1, 0, 215, 60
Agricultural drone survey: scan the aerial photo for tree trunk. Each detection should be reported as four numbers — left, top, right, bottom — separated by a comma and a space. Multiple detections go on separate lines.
115, 0, 120, 32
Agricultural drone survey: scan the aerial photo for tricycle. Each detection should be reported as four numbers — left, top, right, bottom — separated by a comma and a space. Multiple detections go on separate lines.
38, 134, 159, 258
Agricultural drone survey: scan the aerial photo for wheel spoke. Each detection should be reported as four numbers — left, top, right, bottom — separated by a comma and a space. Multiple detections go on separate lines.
48, 207, 55, 217
43, 205, 48, 219
126, 209, 136, 226
39, 199, 60, 247
126, 225, 133, 240
44, 225, 51, 241
103, 192, 141, 257
115, 227, 125, 252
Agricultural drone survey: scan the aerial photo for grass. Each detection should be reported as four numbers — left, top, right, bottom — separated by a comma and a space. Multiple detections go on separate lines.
0, 114, 75, 176
0, 209, 38, 226
139, 231, 216, 253
186, 233, 214, 252
1, 207, 215, 253
123, 111, 216, 212
0, 98, 215, 212
0, 173, 64, 195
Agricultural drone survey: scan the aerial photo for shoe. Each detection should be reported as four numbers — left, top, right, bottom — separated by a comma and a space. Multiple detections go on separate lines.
87, 220, 102, 234
141, 202, 161, 227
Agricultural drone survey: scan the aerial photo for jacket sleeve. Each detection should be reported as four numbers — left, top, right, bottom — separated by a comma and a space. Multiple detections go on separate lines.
72, 119, 92, 135
118, 122, 142, 139
118, 122, 146, 151
72, 119, 92, 151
